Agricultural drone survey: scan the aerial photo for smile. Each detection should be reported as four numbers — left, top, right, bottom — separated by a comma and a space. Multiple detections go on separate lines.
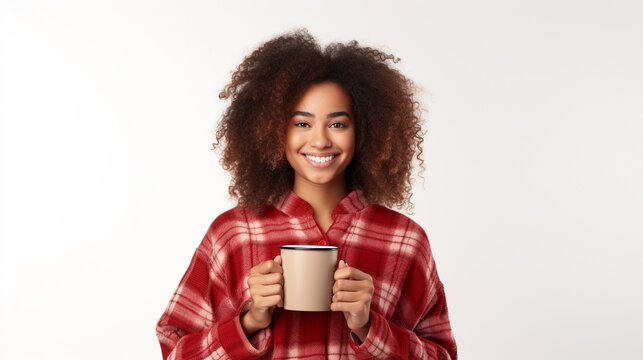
303, 154, 338, 168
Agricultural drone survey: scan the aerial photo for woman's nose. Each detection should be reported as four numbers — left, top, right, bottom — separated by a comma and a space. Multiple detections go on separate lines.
310, 127, 331, 148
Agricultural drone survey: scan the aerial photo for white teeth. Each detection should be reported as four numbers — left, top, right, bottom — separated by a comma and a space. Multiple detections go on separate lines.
306, 155, 334, 163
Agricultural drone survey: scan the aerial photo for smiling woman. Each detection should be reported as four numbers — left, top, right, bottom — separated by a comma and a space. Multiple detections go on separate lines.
156, 29, 457, 359
285, 82, 356, 230
211, 29, 425, 212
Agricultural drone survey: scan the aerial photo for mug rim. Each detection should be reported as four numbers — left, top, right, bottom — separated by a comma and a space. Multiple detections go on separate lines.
280, 245, 338, 251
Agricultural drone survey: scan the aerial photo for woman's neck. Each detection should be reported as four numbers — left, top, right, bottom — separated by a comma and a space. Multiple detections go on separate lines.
293, 178, 347, 232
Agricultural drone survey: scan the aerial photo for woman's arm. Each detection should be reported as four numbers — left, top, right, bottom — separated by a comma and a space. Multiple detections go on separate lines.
350, 280, 456, 359
347, 231, 457, 360
156, 230, 272, 359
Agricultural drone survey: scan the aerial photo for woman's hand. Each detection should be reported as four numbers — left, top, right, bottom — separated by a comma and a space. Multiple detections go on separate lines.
331, 260, 374, 343
241, 255, 284, 337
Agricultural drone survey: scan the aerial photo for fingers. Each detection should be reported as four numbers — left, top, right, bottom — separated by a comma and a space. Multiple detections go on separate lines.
332, 290, 369, 303
250, 283, 282, 296
252, 291, 282, 308
248, 280, 283, 303
333, 278, 371, 293
330, 300, 369, 314
248, 272, 283, 286
251, 294, 282, 309
246, 255, 285, 312
330, 260, 374, 331
251, 257, 283, 276
334, 262, 372, 282
333, 261, 375, 296
331, 277, 374, 314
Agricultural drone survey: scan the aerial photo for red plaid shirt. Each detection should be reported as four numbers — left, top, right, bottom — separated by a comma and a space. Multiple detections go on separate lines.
156, 190, 457, 359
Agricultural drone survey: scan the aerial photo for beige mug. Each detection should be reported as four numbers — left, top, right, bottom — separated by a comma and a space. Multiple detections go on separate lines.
280, 245, 338, 311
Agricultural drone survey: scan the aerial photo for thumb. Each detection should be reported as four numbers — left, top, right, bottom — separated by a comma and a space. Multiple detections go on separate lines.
274, 255, 282, 264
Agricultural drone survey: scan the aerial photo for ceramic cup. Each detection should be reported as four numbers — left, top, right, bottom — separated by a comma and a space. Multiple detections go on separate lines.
280, 245, 338, 311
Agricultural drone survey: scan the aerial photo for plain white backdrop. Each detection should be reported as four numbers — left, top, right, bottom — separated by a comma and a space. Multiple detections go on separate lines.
1, 0, 642, 359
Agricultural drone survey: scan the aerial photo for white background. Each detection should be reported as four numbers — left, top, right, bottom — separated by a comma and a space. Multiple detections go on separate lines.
1, 1, 642, 359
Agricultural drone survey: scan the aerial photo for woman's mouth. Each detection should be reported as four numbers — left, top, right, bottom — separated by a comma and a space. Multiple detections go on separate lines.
303, 154, 337, 168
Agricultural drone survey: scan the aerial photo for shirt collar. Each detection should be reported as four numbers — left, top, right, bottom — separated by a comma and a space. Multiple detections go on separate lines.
275, 189, 368, 217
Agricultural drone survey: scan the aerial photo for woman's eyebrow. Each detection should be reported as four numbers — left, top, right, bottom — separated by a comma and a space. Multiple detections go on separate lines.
291, 111, 352, 119
291, 111, 314, 118
328, 111, 352, 119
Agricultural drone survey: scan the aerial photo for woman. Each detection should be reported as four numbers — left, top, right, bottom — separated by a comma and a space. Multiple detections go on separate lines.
156, 29, 457, 359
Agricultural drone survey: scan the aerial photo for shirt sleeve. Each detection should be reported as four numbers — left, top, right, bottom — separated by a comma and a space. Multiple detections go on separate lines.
349, 230, 457, 360
155, 229, 272, 359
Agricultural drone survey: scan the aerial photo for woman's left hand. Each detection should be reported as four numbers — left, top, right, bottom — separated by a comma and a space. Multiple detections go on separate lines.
331, 260, 374, 343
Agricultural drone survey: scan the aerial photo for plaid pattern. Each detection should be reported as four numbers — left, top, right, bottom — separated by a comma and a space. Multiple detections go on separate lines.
156, 190, 457, 359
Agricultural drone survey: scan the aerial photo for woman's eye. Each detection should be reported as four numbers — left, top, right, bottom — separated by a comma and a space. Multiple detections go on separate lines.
294, 121, 310, 127
329, 122, 346, 128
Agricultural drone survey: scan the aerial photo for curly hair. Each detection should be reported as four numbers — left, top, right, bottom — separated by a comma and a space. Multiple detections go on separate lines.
214, 29, 425, 211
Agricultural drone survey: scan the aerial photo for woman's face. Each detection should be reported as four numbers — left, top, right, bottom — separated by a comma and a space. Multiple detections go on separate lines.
285, 81, 355, 192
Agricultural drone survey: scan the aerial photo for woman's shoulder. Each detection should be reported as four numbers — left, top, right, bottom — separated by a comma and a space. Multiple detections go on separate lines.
363, 204, 427, 234
204, 204, 288, 241
357, 204, 433, 260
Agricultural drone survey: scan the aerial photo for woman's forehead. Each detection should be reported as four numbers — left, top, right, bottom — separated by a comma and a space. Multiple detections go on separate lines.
292, 82, 352, 112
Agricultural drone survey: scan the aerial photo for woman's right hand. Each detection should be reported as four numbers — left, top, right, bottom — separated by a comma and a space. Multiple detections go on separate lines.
241, 255, 284, 336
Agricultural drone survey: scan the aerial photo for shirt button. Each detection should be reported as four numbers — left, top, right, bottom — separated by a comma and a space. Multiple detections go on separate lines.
317, 240, 327, 245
